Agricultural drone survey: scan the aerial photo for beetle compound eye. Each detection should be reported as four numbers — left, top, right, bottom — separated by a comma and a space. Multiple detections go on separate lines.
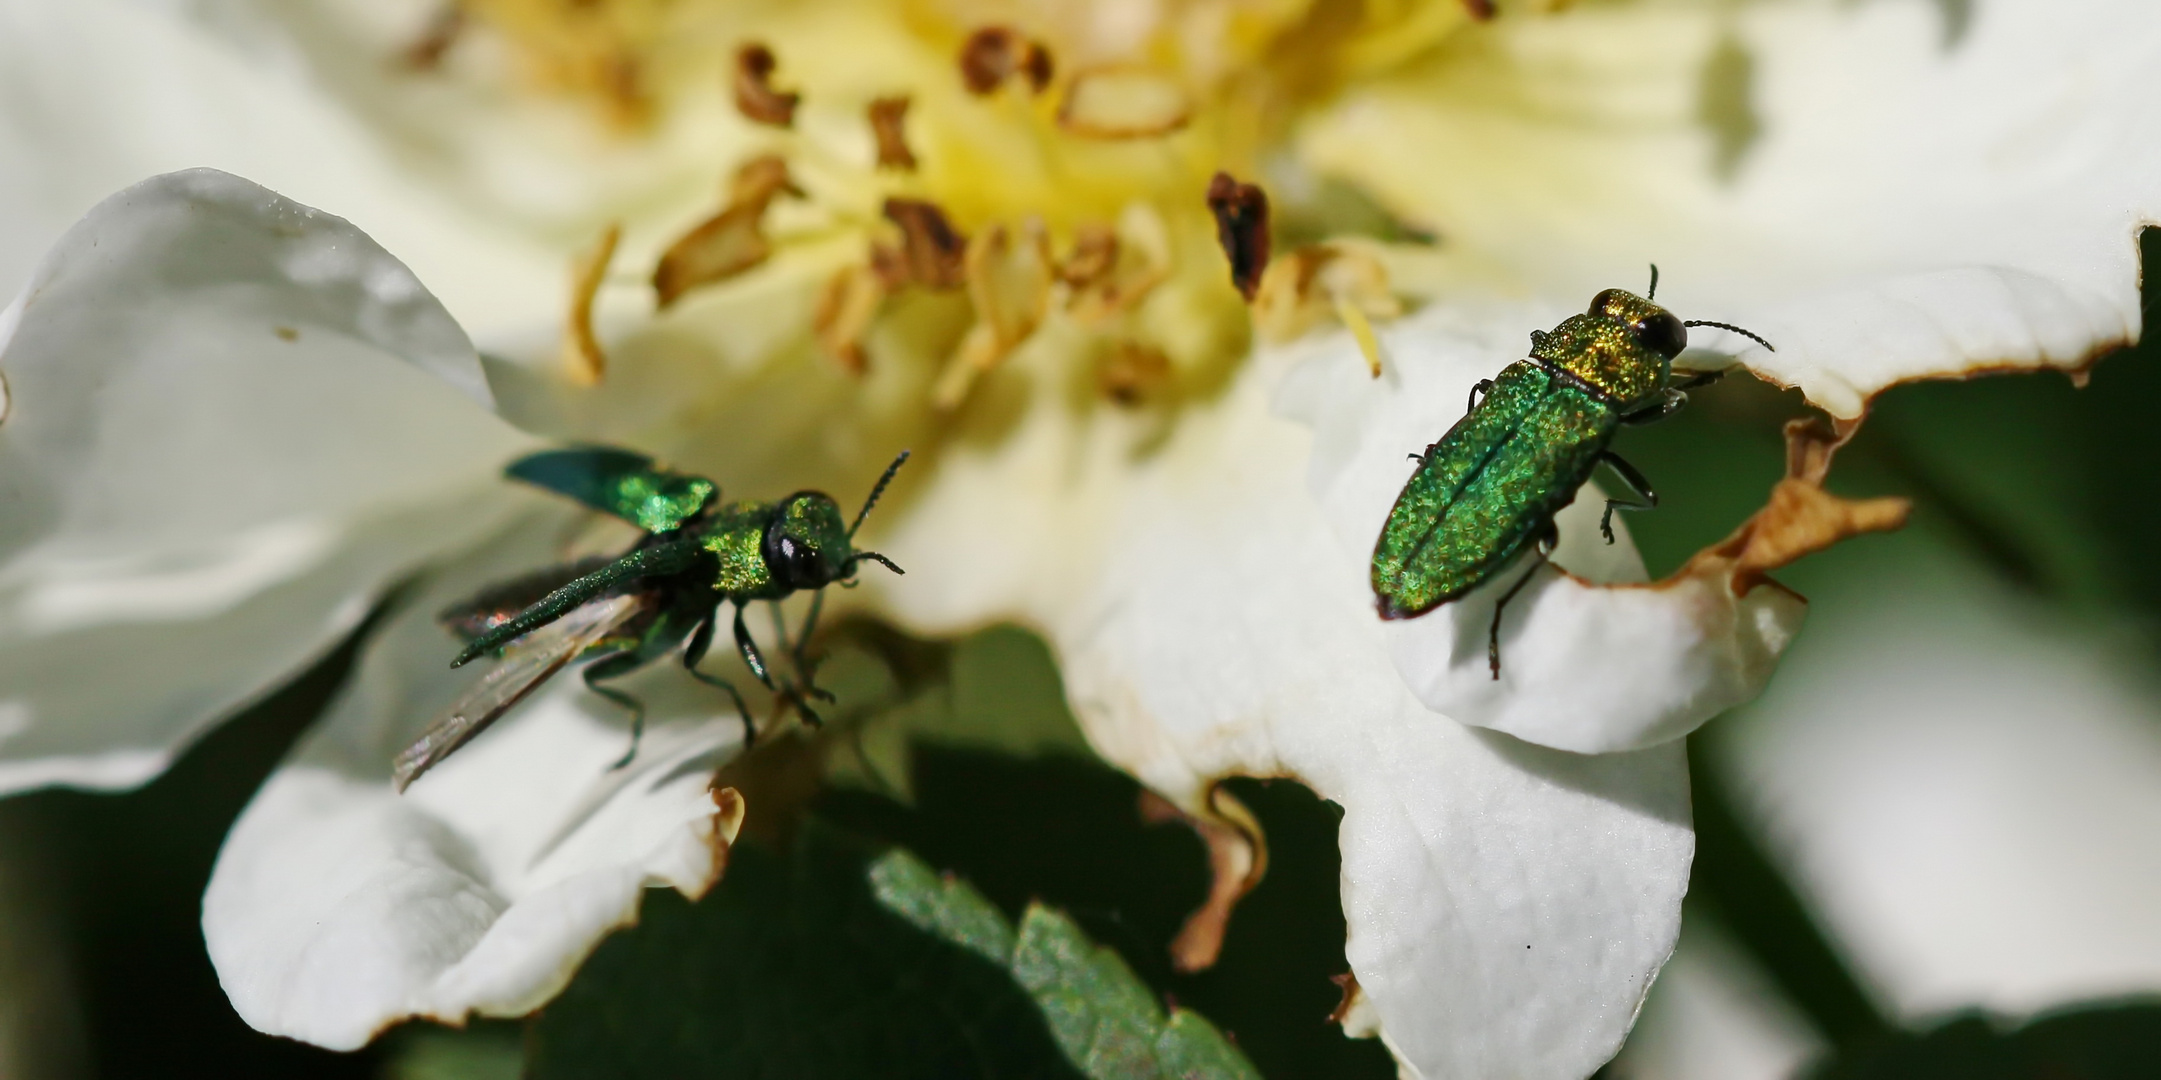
779, 535, 827, 588
1631, 311, 1687, 359
1588, 288, 1625, 316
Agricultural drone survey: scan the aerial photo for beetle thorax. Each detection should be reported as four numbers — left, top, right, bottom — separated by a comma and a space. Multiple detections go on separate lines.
1530, 314, 1671, 406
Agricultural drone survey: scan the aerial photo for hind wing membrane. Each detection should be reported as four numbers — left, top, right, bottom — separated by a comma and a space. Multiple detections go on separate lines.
393, 594, 646, 792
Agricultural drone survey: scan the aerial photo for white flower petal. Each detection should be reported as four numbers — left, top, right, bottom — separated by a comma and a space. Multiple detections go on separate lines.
0, 169, 527, 792
1712, 539, 2161, 1020
1303, 0, 2157, 417
1607, 915, 1826, 1080
204, 513, 746, 1050
882, 349, 1692, 1080
0, 0, 557, 336
1276, 305, 1809, 753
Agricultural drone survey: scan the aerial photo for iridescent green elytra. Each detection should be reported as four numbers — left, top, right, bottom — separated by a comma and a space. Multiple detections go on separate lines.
393, 448, 909, 791
1372, 274, 1771, 676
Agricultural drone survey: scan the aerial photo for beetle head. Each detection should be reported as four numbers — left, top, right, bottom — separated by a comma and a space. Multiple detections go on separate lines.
1588, 288, 1688, 361
763, 493, 853, 591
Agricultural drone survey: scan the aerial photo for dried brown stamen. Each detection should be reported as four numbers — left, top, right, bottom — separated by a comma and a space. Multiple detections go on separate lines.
868, 96, 917, 171
1253, 243, 1401, 375
1098, 342, 1172, 406
734, 43, 799, 127
814, 265, 886, 375
563, 222, 621, 384
1063, 207, 1171, 324
879, 198, 969, 290
1207, 172, 1271, 302
958, 26, 1053, 95
1057, 225, 1119, 289
652, 155, 799, 308
400, 3, 465, 71
1058, 68, 1193, 140
1461, 0, 1498, 19
933, 221, 1054, 409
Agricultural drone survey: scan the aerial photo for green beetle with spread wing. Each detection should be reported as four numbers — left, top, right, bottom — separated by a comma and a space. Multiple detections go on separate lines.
394, 448, 908, 791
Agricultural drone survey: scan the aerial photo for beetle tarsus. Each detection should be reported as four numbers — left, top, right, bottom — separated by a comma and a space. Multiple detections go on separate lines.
1487, 539, 1553, 679
1467, 377, 1495, 415
1595, 451, 1659, 545
582, 653, 647, 770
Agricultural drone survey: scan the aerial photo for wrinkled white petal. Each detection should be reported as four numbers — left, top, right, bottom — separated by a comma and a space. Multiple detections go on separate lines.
1304, 0, 2158, 418
1277, 305, 1804, 753
205, 513, 746, 1050
1712, 540, 2161, 1020
0, 0, 556, 337
882, 347, 1692, 1080
1607, 915, 1826, 1080
0, 169, 526, 792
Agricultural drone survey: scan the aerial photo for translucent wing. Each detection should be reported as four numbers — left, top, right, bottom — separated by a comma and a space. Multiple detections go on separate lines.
506, 447, 717, 533
436, 554, 615, 643
393, 593, 647, 792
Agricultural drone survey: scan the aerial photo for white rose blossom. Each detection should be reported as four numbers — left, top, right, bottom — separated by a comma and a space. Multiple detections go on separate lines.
0, 1, 2153, 1077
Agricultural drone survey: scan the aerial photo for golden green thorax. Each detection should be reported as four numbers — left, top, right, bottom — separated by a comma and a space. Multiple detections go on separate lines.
1529, 289, 1686, 407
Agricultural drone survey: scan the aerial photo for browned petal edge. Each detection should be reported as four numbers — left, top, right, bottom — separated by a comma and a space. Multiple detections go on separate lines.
879, 198, 970, 290
1138, 783, 1269, 974
1328, 971, 1379, 1034
399, 3, 465, 71
734, 42, 799, 127
1612, 416, 1909, 600
1207, 173, 1271, 302
1741, 333, 2127, 424
1056, 67, 1194, 140
652, 155, 800, 308
868, 95, 917, 171
681, 785, 748, 901
958, 26, 1054, 95
561, 222, 621, 386
378, 784, 745, 1042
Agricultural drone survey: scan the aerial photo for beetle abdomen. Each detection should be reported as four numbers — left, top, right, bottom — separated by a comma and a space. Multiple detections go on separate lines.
1372, 361, 1617, 618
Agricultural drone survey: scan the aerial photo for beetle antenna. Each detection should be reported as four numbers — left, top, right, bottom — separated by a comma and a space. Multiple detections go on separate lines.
1646, 263, 1660, 300
1684, 320, 1776, 352
847, 551, 904, 576
850, 450, 911, 538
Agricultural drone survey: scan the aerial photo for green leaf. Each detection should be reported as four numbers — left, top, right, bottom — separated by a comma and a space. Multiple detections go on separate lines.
870, 849, 1262, 1080
528, 827, 1259, 1080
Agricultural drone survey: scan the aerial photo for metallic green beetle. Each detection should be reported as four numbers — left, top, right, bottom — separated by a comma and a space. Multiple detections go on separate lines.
1371, 270, 1770, 677
393, 447, 909, 791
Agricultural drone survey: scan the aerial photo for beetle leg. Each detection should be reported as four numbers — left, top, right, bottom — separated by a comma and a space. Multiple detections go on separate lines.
1596, 451, 1660, 544
1621, 388, 1689, 425
1668, 367, 1727, 392
733, 602, 775, 689
1488, 531, 1556, 679
791, 589, 836, 704
1466, 377, 1495, 415
684, 613, 756, 749
583, 650, 650, 769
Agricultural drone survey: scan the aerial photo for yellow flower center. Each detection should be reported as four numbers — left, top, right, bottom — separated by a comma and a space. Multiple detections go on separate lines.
417, 0, 1564, 408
